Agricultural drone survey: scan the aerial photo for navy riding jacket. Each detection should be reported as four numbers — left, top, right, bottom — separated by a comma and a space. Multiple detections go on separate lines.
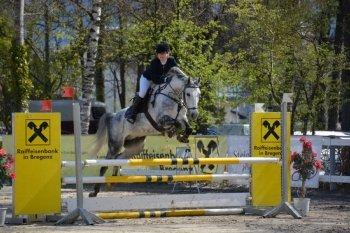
142, 57, 177, 84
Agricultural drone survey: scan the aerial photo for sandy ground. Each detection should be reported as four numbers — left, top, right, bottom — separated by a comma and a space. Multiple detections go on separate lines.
0, 184, 349, 233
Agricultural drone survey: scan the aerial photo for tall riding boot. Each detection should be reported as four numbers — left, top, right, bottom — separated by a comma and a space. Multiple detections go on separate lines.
125, 94, 143, 124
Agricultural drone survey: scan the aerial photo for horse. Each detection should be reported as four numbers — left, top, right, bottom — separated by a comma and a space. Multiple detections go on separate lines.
88, 67, 201, 197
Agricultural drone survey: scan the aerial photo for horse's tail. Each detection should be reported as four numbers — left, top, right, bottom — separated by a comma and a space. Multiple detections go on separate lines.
88, 113, 108, 157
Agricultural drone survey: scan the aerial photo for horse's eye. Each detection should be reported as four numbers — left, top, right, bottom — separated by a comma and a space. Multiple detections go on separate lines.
186, 93, 190, 97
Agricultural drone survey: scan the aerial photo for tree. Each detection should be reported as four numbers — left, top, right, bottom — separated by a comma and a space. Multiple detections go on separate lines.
11, 0, 33, 113
328, 0, 344, 130
80, 0, 102, 134
230, 0, 342, 134
338, 0, 350, 177
341, 0, 350, 131
0, 17, 14, 131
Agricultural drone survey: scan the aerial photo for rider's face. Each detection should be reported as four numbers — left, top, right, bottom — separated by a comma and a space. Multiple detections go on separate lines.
157, 52, 169, 65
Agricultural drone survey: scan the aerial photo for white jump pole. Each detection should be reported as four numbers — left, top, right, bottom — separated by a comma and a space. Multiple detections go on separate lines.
62, 174, 250, 184
61, 157, 280, 168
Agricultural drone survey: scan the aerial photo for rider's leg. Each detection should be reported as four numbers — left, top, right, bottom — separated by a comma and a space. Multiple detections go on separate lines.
139, 75, 151, 98
125, 75, 150, 123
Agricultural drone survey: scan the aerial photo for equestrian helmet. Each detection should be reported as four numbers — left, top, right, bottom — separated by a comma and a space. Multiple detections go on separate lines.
156, 42, 170, 53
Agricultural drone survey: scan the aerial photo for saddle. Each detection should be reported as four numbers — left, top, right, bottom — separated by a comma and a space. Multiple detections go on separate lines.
124, 87, 165, 132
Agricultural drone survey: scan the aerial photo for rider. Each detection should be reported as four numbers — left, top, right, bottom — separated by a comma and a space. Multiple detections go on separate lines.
125, 42, 178, 124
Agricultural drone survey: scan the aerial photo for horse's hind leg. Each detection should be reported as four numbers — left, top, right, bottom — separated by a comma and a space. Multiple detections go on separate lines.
111, 137, 146, 176
88, 166, 108, 197
89, 144, 120, 197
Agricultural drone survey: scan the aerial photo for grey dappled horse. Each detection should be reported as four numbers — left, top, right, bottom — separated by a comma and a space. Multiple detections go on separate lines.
88, 67, 201, 197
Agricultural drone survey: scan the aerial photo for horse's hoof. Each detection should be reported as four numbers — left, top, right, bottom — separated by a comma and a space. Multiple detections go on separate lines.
88, 192, 97, 197
177, 135, 189, 143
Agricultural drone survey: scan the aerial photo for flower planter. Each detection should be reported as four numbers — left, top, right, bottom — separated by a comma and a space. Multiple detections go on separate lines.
0, 207, 6, 226
293, 198, 310, 217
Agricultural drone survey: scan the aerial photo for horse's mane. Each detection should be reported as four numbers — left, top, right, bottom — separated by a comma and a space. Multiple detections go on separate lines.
166, 67, 188, 81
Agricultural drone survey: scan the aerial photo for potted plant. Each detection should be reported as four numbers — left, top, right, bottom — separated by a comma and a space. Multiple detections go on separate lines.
0, 148, 15, 226
291, 136, 323, 216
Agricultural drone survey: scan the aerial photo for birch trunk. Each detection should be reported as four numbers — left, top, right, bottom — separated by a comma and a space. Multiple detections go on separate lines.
81, 0, 102, 134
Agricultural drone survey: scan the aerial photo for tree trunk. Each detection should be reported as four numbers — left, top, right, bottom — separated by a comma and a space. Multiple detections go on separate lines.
116, 11, 126, 109
328, 0, 344, 130
302, 117, 308, 135
44, 0, 51, 98
119, 60, 126, 109
14, 0, 24, 46
340, 0, 350, 178
291, 85, 301, 134
341, 0, 350, 131
95, 6, 106, 103
81, 0, 101, 134
11, 0, 32, 113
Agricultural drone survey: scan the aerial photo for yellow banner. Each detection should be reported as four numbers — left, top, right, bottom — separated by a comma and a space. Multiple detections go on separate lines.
13, 113, 61, 215
251, 112, 291, 207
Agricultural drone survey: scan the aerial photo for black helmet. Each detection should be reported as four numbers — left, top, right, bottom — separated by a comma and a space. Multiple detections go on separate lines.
156, 42, 170, 53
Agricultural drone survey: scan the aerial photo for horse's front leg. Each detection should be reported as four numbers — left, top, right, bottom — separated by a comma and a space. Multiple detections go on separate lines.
176, 120, 193, 143
159, 115, 181, 137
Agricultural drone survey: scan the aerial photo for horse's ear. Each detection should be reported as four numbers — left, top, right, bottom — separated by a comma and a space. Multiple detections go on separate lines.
192, 77, 200, 85
187, 77, 191, 85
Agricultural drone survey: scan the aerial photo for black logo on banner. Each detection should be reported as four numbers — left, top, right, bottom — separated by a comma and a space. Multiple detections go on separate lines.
197, 140, 218, 173
26, 120, 50, 145
261, 119, 281, 143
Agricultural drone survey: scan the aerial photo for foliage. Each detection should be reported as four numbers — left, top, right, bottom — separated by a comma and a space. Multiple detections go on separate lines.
0, 0, 348, 134
291, 137, 323, 197
0, 148, 15, 190
9, 43, 33, 112
0, 16, 13, 131
230, 0, 344, 133
106, 2, 234, 130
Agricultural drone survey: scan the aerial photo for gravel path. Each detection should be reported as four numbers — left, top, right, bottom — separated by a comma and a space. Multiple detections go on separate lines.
1, 185, 349, 233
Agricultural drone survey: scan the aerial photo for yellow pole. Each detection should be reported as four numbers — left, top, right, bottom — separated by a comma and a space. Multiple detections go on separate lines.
97, 209, 206, 219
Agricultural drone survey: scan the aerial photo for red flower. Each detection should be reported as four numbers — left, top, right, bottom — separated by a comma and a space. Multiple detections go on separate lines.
299, 136, 307, 143
10, 172, 16, 179
303, 140, 312, 149
0, 148, 6, 157
3, 162, 11, 170
314, 160, 323, 170
0, 149, 15, 190
293, 137, 323, 198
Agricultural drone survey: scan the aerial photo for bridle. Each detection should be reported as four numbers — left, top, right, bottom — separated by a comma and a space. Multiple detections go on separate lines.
152, 76, 199, 119
144, 75, 199, 133
182, 82, 200, 111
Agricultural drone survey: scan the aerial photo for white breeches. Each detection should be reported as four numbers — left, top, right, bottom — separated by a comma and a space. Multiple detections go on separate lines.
139, 75, 151, 98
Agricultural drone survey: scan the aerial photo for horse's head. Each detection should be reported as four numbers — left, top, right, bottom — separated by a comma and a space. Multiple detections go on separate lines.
184, 77, 200, 120
166, 67, 200, 120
